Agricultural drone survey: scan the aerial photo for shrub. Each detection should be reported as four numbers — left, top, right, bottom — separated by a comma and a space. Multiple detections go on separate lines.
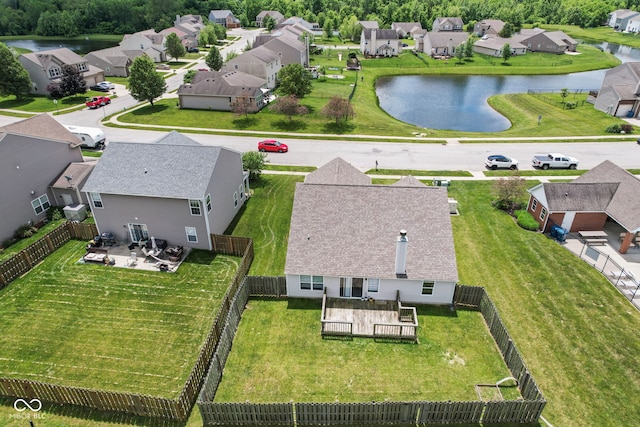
621, 123, 634, 133
47, 206, 64, 221
514, 210, 540, 231
605, 124, 622, 134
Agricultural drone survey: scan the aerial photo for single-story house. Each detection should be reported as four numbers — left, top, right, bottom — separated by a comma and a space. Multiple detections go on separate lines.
177, 70, 267, 112
474, 19, 505, 37
527, 160, 640, 253
593, 62, 640, 118
360, 28, 402, 57
0, 114, 85, 243
391, 22, 423, 38
119, 30, 166, 62
517, 30, 577, 54
18, 48, 104, 95
432, 17, 464, 32
208, 9, 241, 28
81, 132, 249, 251
84, 46, 135, 77
416, 31, 469, 55
473, 35, 527, 57
285, 158, 458, 304
608, 9, 640, 30
256, 10, 285, 27
223, 45, 281, 89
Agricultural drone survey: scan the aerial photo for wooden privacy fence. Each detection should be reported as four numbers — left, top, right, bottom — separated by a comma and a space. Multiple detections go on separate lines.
0, 221, 97, 288
0, 231, 256, 422
198, 281, 546, 425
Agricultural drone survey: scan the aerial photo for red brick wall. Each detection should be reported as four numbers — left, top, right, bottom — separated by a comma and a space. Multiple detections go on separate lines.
570, 212, 608, 232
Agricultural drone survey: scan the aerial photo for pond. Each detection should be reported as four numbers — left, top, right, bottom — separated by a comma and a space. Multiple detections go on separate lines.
3, 38, 118, 55
375, 43, 640, 132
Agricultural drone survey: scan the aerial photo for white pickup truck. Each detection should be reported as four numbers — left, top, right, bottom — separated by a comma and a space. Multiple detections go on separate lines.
531, 153, 579, 170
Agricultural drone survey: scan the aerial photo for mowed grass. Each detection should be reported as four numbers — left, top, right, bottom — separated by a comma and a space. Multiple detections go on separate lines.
214, 300, 519, 403
0, 240, 240, 397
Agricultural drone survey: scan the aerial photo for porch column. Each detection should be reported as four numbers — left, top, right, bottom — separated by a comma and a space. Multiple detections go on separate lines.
619, 232, 634, 254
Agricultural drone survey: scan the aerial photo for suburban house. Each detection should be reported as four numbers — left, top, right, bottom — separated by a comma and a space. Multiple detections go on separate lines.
516, 29, 577, 54
119, 30, 166, 62
223, 45, 281, 89
256, 10, 285, 27
415, 31, 469, 56
593, 62, 640, 117
81, 132, 249, 251
432, 17, 464, 32
473, 35, 527, 57
173, 14, 204, 37
358, 21, 379, 30
50, 161, 96, 207
18, 48, 104, 95
625, 15, 640, 33
0, 114, 85, 243
391, 22, 423, 38
84, 46, 135, 77
208, 10, 241, 28
285, 158, 458, 305
277, 17, 321, 36
608, 9, 640, 30
177, 70, 267, 111
527, 161, 640, 253
360, 28, 402, 57
260, 34, 307, 67
474, 19, 505, 37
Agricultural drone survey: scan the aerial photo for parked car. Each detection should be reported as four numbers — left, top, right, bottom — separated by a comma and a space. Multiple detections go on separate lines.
89, 84, 110, 92
258, 140, 288, 153
485, 155, 518, 170
187, 47, 200, 53
532, 153, 578, 170
156, 64, 171, 70
96, 81, 115, 90
85, 96, 111, 109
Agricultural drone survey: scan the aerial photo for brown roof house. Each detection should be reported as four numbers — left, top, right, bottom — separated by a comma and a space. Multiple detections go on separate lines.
178, 70, 267, 112
527, 161, 640, 253
473, 35, 527, 57
391, 22, 423, 37
594, 62, 640, 118
0, 114, 86, 243
516, 29, 577, 54
19, 48, 104, 95
84, 46, 135, 77
432, 17, 464, 32
474, 19, 505, 37
119, 29, 167, 62
416, 31, 469, 56
81, 132, 249, 250
285, 157, 459, 304
256, 10, 285, 27
360, 29, 402, 57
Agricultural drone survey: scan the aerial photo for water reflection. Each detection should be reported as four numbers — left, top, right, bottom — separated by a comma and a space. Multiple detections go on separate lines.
3, 38, 118, 55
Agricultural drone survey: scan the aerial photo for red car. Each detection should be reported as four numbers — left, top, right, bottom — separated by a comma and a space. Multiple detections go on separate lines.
258, 140, 288, 153
86, 96, 111, 109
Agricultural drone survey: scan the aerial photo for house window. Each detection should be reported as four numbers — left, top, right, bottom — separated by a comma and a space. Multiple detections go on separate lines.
31, 194, 50, 215
189, 199, 201, 215
300, 275, 323, 290
90, 192, 103, 208
77, 63, 88, 72
185, 227, 198, 243
422, 281, 435, 295
205, 194, 212, 212
48, 67, 61, 78
531, 199, 538, 211
233, 191, 238, 207
368, 278, 379, 292
540, 207, 547, 221
239, 184, 244, 199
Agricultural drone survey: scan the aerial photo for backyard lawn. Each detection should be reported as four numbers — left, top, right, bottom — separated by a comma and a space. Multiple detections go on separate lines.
0, 240, 240, 397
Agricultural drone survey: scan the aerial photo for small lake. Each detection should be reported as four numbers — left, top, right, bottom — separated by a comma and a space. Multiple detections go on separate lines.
3, 38, 118, 55
375, 42, 640, 132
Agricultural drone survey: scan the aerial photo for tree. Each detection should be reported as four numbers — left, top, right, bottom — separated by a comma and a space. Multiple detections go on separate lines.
269, 95, 308, 122
213, 23, 226, 42
498, 22, 515, 38
463, 37, 476, 58
560, 87, 569, 104
501, 43, 511, 63
165, 33, 186, 62
242, 151, 268, 181
183, 69, 197, 84
277, 64, 313, 99
492, 175, 527, 213
0, 42, 31, 99
455, 43, 465, 62
198, 23, 217, 47
226, 51, 239, 62
263, 15, 276, 31
231, 91, 256, 118
321, 96, 354, 123
206, 46, 223, 71
59, 64, 87, 97
128, 55, 166, 106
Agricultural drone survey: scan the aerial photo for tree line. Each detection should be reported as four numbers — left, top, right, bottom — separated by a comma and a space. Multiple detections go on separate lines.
1, 0, 638, 37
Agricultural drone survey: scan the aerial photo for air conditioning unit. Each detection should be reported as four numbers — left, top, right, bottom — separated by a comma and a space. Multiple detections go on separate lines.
63, 204, 87, 222
448, 198, 459, 215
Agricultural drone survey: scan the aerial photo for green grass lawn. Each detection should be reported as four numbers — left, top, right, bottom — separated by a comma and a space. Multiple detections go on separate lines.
0, 241, 239, 397
214, 300, 519, 402
0, 219, 65, 262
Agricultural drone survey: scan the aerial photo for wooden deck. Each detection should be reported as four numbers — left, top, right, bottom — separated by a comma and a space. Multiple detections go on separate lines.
321, 296, 418, 341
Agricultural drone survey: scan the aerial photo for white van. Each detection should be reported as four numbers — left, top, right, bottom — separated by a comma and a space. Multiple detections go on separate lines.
63, 125, 106, 149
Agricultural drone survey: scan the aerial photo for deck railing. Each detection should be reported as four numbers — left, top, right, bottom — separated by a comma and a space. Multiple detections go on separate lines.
321, 288, 353, 336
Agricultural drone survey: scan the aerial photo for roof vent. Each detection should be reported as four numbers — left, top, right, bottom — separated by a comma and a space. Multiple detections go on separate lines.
395, 230, 408, 278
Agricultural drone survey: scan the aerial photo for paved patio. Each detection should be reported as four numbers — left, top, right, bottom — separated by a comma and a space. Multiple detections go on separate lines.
78, 242, 189, 272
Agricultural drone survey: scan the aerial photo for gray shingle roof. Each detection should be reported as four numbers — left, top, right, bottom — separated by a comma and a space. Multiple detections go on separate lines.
81, 139, 224, 199
543, 182, 619, 211
304, 157, 371, 185
285, 180, 458, 282
0, 114, 80, 146
363, 29, 399, 40
179, 70, 265, 97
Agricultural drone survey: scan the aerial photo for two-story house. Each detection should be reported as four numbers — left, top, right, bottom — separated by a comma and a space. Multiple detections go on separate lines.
256, 10, 285, 27
360, 28, 402, 57
223, 45, 281, 89
208, 10, 241, 28
119, 30, 166, 62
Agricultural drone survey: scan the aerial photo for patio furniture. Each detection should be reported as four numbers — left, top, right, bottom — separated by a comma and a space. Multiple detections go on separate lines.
127, 252, 137, 266
165, 245, 184, 262
83, 247, 108, 263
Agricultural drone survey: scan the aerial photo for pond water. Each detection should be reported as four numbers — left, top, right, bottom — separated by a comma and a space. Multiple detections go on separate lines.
3, 38, 118, 55
375, 42, 640, 132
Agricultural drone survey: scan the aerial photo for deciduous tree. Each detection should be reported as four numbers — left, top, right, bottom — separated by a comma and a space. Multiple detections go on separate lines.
128, 55, 166, 106
501, 43, 511, 63
0, 42, 31, 99
242, 151, 268, 181
206, 46, 223, 71
59, 64, 87, 97
277, 64, 312, 99
166, 32, 186, 62
269, 95, 308, 122
321, 96, 354, 123
492, 175, 527, 213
